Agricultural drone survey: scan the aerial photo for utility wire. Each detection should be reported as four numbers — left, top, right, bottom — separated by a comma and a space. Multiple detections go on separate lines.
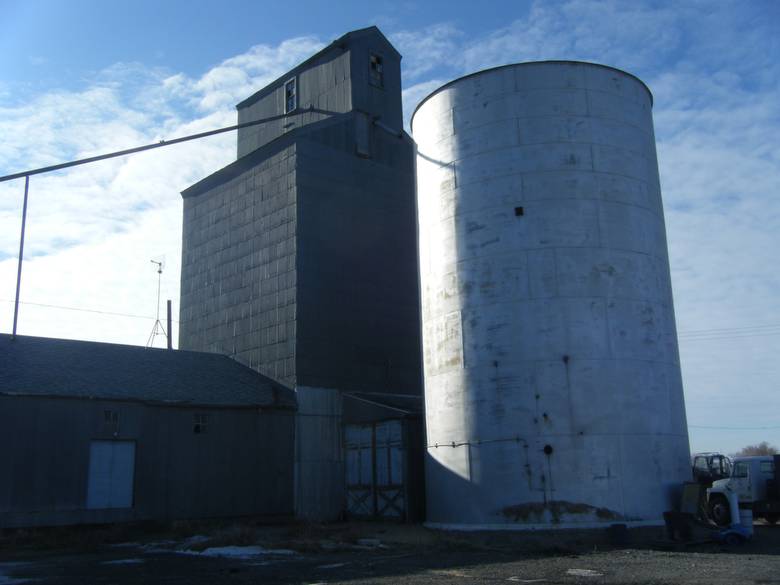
0, 106, 336, 184
679, 331, 780, 342
3, 297, 780, 341
677, 322, 780, 342
679, 323, 780, 336
689, 424, 780, 431
0, 298, 180, 323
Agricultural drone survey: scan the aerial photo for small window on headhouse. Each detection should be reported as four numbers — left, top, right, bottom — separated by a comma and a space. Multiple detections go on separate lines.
369, 53, 384, 88
193, 413, 209, 434
284, 78, 297, 113
103, 409, 119, 430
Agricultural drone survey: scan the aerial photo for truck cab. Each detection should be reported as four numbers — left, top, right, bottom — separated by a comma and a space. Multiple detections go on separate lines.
707, 455, 779, 525
692, 452, 731, 485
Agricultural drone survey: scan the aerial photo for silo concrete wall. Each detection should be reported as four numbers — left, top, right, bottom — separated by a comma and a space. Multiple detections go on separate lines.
413, 62, 690, 529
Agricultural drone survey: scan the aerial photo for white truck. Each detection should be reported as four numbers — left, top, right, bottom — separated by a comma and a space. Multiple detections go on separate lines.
707, 455, 780, 526
692, 452, 732, 485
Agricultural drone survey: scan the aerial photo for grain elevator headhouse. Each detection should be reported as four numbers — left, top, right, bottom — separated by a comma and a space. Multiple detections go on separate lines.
179, 27, 422, 521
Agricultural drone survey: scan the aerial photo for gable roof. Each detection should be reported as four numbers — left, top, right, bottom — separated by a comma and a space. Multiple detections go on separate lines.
236, 26, 400, 110
182, 111, 355, 199
0, 334, 296, 409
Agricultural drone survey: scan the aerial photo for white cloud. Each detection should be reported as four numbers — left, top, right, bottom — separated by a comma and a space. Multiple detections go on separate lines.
393, 0, 780, 454
0, 35, 326, 349
1, 5, 778, 454
186, 37, 324, 112
402, 78, 448, 130
391, 23, 462, 80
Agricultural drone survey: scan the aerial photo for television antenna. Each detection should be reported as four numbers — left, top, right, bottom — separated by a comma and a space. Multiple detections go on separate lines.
146, 259, 168, 348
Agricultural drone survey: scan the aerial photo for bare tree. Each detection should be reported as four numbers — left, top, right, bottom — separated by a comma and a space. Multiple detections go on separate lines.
734, 442, 778, 457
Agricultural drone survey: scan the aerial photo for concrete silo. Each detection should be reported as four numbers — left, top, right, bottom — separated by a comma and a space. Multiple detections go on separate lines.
412, 62, 690, 529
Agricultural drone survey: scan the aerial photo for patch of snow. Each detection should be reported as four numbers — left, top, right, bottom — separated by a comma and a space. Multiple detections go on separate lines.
317, 562, 349, 569
0, 563, 36, 585
101, 559, 145, 565
139, 540, 181, 554
353, 538, 388, 550
0, 573, 34, 585
566, 569, 603, 577
260, 549, 297, 556
192, 546, 296, 559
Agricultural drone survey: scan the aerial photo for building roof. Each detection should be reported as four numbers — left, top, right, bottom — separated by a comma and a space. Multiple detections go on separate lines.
342, 392, 423, 424
182, 118, 300, 199
0, 334, 296, 409
235, 26, 400, 110
410, 61, 654, 129
181, 112, 350, 199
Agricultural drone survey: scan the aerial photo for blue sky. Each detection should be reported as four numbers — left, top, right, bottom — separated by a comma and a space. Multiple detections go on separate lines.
1, 0, 779, 455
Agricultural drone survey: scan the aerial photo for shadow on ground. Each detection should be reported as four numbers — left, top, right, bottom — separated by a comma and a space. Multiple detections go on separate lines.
2, 520, 780, 585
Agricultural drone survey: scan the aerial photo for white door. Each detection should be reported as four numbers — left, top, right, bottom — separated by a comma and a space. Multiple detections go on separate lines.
86, 441, 135, 509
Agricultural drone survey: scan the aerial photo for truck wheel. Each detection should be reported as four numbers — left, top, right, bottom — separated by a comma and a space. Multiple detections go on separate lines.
708, 495, 731, 526
766, 515, 779, 525
723, 532, 745, 546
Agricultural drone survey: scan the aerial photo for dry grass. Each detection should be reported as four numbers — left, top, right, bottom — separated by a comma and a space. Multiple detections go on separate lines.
0, 522, 155, 553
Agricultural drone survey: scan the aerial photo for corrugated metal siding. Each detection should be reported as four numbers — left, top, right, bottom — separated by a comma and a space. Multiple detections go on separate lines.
237, 50, 352, 158
0, 396, 294, 528
179, 143, 298, 387
348, 36, 403, 131
295, 129, 420, 393
294, 387, 344, 521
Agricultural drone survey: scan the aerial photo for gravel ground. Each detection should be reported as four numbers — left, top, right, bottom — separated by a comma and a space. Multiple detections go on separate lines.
1, 522, 778, 584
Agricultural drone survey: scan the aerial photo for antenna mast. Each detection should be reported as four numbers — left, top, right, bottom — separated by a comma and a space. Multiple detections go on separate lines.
146, 259, 168, 348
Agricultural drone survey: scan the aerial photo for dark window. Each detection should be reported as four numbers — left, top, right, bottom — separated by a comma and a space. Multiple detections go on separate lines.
103, 409, 119, 431
733, 462, 748, 478
369, 53, 384, 88
194, 413, 209, 434
514, 206, 524, 216
284, 78, 297, 113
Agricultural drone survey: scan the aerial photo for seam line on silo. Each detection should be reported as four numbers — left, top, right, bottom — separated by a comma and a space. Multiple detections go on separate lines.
425, 431, 691, 449
428, 246, 669, 268
426, 112, 654, 144
432, 168, 660, 194
428, 198, 664, 225
424, 355, 679, 368
420, 140, 654, 170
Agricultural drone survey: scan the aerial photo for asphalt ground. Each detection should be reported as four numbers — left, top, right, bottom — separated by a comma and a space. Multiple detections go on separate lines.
1, 522, 778, 584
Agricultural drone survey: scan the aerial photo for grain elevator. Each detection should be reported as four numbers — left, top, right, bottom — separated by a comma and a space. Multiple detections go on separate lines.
413, 62, 690, 529
178, 28, 689, 528
178, 27, 423, 521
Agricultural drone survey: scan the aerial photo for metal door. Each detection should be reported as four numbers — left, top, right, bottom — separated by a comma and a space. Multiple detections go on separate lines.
375, 421, 405, 517
345, 420, 405, 519
345, 425, 374, 515
86, 440, 135, 509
